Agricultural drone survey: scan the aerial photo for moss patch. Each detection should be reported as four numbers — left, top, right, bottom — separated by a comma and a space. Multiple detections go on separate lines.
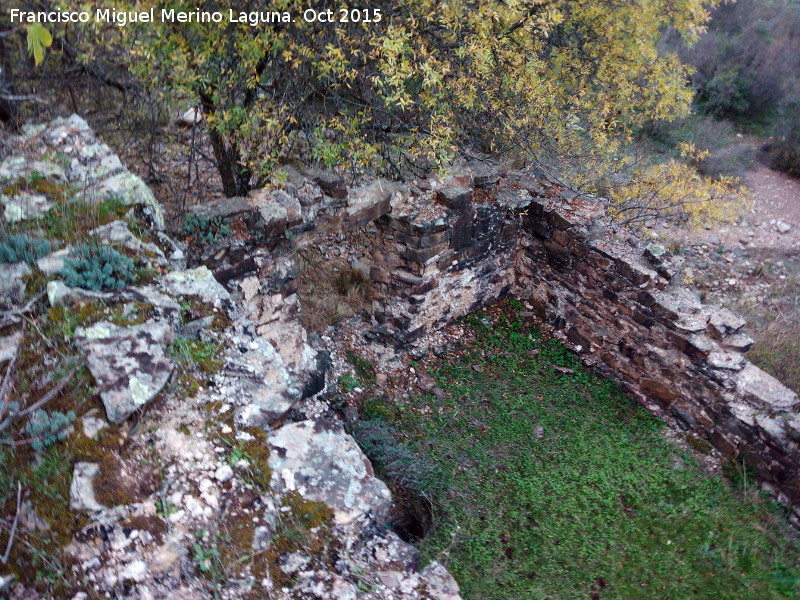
263, 493, 336, 588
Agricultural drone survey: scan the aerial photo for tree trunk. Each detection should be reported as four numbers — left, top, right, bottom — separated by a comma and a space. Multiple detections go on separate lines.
199, 93, 250, 197
0, 38, 18, 125
207, 125, 240, 198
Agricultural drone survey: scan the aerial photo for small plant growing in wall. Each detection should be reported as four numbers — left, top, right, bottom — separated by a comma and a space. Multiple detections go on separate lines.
60, 244, 137, 291
180, 214, 231, 246
0, 234, 52, 265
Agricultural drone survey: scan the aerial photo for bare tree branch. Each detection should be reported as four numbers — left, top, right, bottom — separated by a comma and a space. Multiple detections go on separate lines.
0, 482, 21, 565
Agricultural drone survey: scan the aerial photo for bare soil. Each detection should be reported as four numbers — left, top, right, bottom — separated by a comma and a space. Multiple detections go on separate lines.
665, 154, 800, 394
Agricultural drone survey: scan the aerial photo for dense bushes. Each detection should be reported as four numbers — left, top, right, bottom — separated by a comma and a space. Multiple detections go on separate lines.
676, 0, 800, 123
665, 0, 800, 175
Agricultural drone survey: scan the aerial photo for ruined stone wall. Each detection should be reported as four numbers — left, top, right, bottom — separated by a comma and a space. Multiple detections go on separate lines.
365, 168, 800, 510
186, 156, 800, 511
370, 181, 529, 345
513, 192, 800, 508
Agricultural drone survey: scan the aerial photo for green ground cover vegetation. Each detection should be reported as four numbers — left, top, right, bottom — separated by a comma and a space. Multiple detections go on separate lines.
356, 300, 800, 600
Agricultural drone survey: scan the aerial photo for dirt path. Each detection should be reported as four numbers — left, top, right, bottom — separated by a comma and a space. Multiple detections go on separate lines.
671, 150, 800, 250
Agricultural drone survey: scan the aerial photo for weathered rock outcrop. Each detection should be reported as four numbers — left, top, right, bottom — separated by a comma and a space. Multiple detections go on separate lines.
267, 419, 393, 525
74, 320, 175, 424
0, 114, 164, 227
1, 115, 463, 600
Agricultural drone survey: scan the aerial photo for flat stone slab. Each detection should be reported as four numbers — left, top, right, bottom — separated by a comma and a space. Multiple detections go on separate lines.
735, 362, 799, 413
229, 338, 296, 428
70, 462, 104, 512
2, 191, 52, 223
189, 196, 254, 221
160, 266, 230, 306
268, 419, 392, 525
74, 320, 174, 423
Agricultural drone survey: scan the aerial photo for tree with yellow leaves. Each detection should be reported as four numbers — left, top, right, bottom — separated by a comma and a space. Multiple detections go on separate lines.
10, 0, 746, 228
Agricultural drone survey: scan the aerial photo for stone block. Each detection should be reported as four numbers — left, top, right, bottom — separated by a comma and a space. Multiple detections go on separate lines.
708, 308, 746, 339
189, 196, 254, 221
450, 212, 475, 250
586, 250, 613, 270
436, 186, 473, 209
721, 333, 755, 353
543, 240, 572, 269
392, 270, 425, 286
735, 362, 799, 413
568, 239, 589, 259
615, 256, 656, 285
303, 166, 347, 199
707, 351, 746, 371
552, 229, 570, 247
546, 210, 577, 230
401, 245, 443, 264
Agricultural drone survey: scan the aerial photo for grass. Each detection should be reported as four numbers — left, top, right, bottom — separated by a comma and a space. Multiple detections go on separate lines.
168, 338, 224, 376
2, 175, 130, 244
736, 252, 800, 396
295, 232, 373, 332
372, 300, 800, 600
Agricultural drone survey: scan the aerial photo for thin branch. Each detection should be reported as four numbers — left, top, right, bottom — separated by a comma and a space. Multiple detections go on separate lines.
0, 366, 77, 436
0, 92, 45, 103
0, 290, 45, 329
0, 481, 21, 564
0, 343, 18, 426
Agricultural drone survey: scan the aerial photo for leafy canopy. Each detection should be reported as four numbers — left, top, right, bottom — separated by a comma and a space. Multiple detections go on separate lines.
24, 0, 745, 229
71, 1, 720, 182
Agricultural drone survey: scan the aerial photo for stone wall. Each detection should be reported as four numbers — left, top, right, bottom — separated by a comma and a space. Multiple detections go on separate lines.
369, 181, 529, 344
363, 166, 800, 511
187, 157, 800, 510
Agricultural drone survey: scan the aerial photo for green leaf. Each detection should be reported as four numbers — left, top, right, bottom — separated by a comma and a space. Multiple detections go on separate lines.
27, 23, 53, 67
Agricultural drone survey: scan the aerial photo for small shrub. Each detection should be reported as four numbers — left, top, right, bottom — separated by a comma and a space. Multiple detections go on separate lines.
61, 244, 137, 291
0, 234, 52, 264
180, 214, 231, 246
350, 418, 441, 498
334, 267, 371, 300
696, 145, 756, 179
25, 409, 76, 452
768, 139, 800, 178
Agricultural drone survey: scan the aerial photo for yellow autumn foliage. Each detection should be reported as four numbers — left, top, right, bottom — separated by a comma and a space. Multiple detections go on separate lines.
13, 0, 745, 228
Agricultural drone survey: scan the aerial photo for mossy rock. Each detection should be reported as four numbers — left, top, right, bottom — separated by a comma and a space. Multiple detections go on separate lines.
263, 492, 336, 587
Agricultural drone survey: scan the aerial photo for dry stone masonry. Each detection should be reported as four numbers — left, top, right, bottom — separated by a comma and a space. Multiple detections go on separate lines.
0, 117, 462, 600
185, 153, 800, 513
188, 154, 800, 511
364, 165, 800, 511
3, 112, 797, 598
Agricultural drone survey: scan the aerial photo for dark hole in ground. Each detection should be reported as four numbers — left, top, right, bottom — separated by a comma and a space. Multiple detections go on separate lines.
387, 489, 434, 543
333, 395, 436, 544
